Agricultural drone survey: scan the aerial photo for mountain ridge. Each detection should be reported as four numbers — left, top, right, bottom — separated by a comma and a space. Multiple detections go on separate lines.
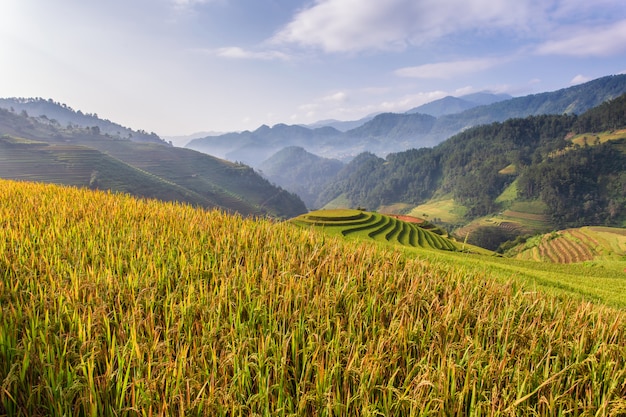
405, 92, 512, 117
0, 98, 168, 145
187, 74, 626, 165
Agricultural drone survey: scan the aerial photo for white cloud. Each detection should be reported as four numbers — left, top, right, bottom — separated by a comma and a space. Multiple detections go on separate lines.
322, 92, 348, 102
295, 88, 452, 124
214, 46, 291, 61
271, 0, 547, 53
536, 20, 626, 56
394, 58, 504, 79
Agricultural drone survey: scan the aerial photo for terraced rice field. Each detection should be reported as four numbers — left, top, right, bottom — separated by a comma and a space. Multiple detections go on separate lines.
292, 209, 458, 251
512, 227, 626, 263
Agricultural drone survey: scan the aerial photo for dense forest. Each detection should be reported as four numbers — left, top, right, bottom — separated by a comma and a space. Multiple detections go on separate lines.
317, 94, 626, 228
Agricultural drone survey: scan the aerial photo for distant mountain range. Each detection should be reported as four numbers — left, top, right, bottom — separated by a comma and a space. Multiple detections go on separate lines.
303, 114, 378, 132
164, 131, 225, 147
405, 92, 512, 117
186, 74, 626, 166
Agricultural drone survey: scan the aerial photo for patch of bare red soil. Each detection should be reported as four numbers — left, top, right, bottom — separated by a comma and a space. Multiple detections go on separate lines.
389, 214, 425, 224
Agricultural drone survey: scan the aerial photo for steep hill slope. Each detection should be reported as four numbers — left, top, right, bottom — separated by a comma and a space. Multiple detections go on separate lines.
507, 227, 626, 263
0, 107, 306, 218
258, 146, 344, 208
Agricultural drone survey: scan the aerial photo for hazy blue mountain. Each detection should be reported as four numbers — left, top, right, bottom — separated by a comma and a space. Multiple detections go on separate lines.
342, 112, 438, 154
304, 114, 378, 132
406, 92, 512, 117
187, 123, 344, 167
188, 74, 626, 163
258, 146, 344, 209
164, 131, 225, 147
461, 92, 512, 105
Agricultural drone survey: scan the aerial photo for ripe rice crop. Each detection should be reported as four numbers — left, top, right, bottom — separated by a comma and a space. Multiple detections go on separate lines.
1, 180, 626, 416
512, 228, 625, 264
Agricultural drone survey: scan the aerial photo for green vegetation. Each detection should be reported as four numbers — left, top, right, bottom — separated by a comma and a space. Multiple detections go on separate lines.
407, 198, 468, 224
1, 180, 626, 416
316, 93, 626, 232
292, 209, 459, 252
568, 128, 626, 146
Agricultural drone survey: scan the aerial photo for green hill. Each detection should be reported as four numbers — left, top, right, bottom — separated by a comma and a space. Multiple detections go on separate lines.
0, 97, 167, 144
317, 93, 626, 235
1, 180, 626, 415
0, 107, 306, 218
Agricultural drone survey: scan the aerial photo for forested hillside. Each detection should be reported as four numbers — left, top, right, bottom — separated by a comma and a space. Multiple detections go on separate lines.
0, 98, 167, 145
258, 146, 344, 208
318, 94, 626, 229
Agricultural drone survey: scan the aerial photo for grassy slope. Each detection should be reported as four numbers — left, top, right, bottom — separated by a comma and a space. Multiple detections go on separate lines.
0, 106, 306, 218
0, 133, 305, 218
77, 140, 285, 215
2, 180, 626, 415
407, 198, 467, 225
568, 128, 626, 146
0, 136, 222, 207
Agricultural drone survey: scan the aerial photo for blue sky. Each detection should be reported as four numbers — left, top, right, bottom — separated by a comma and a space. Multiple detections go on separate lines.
2, 0, 626, 138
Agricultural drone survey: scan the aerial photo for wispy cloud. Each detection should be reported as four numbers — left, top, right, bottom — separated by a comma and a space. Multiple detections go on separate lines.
296, 88, 452, 123
322, 91, 348, 102
536, 19, 626, 56
213, 46, 291, 61
171, 0, 215, 6
394, 58, 505, 79
270, 0, 548, 53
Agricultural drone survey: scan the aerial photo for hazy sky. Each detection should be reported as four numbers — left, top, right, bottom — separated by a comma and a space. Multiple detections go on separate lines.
2, 0, 626, 136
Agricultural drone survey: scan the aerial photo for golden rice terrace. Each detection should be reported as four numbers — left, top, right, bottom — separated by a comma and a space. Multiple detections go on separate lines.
1, 180, 626, 416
